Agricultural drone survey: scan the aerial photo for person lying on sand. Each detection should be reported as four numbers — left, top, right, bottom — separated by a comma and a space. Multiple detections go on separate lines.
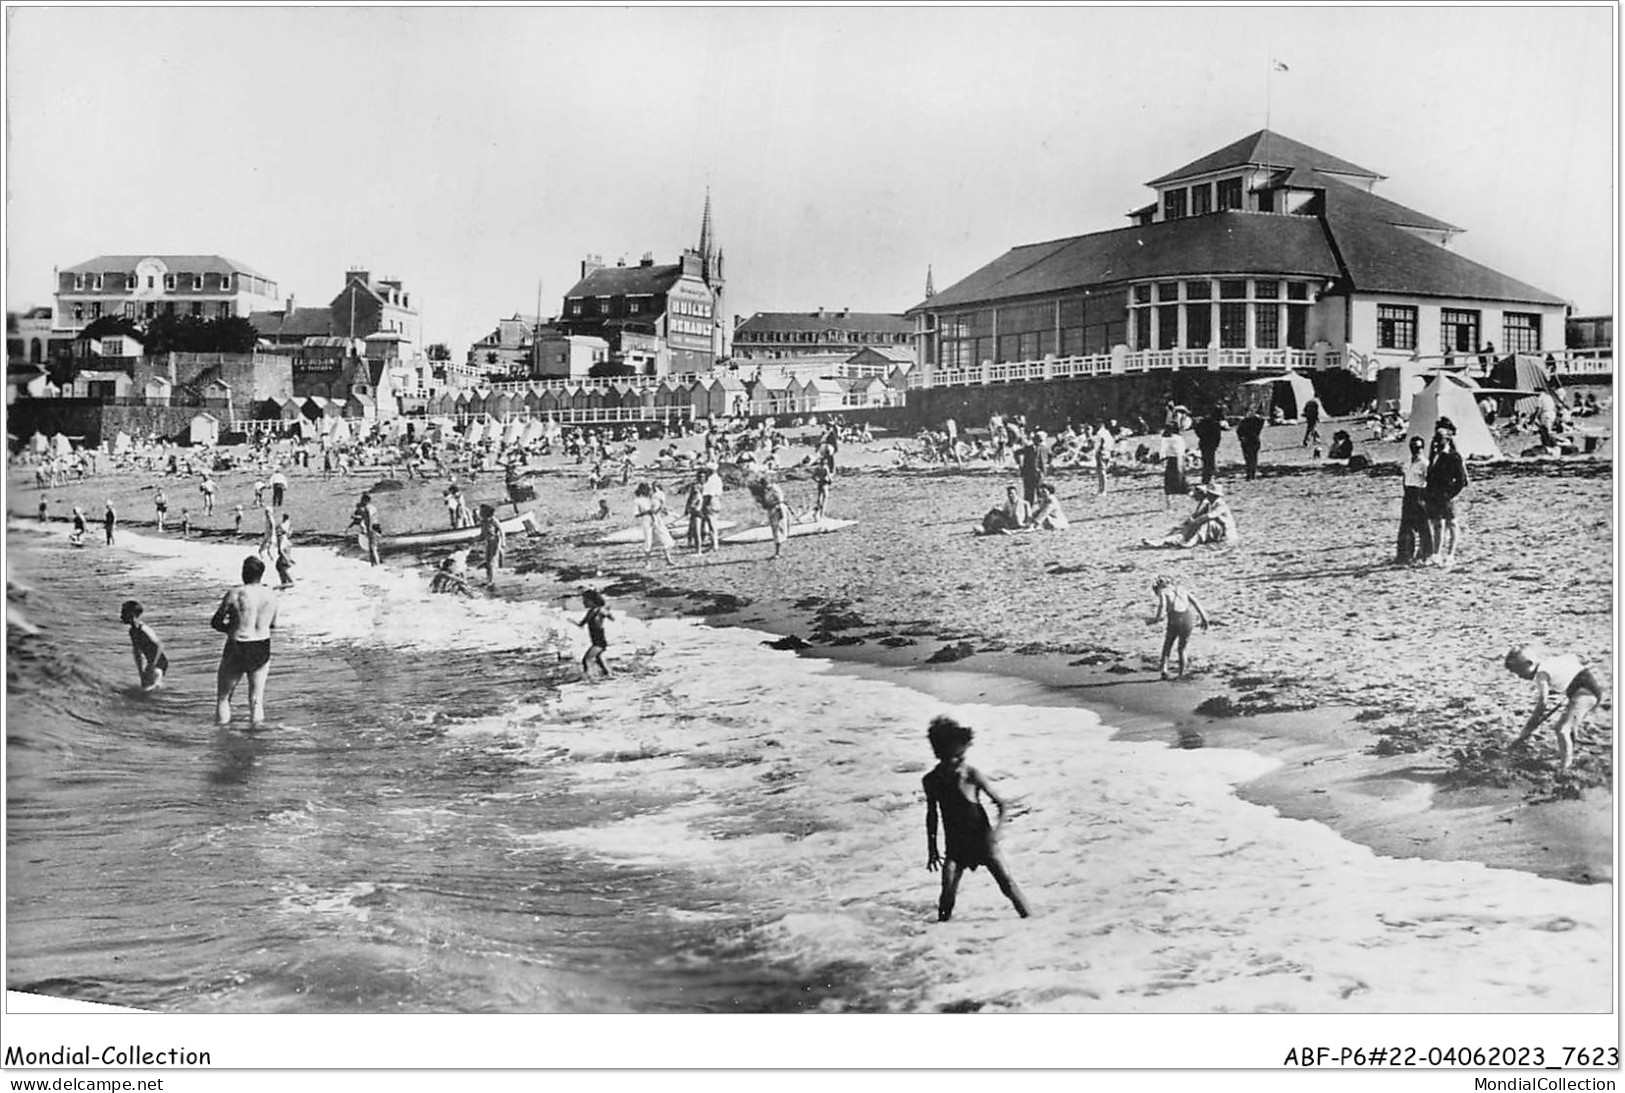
1141, 484, 1237, 548
1505, 644, 1605, 773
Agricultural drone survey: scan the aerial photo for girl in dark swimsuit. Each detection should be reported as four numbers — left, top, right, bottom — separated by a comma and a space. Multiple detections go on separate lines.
921, 716, 1030, 922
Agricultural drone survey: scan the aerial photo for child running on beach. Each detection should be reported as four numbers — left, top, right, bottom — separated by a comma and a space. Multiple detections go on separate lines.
120, 599, 168, 691
922, 715, 1030, 922
1505, 644, 1606, 773
1148, 574, 1209, 679
574, 589, 615, 680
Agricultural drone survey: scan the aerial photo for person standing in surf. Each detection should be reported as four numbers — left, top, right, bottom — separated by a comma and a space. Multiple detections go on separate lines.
922, 715, 1030, 922
120, 600, 169, 692
573, 589, 615, 680
210, 555, 280, 728
477, 503, 507, 588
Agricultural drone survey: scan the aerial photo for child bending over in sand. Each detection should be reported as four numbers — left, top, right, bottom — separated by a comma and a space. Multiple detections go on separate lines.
574, 589, 615, 680
922, 716, 1030, 922
120, 599, 168, 691
1148, 575, 1209, 679
1505, 644, 1605, 772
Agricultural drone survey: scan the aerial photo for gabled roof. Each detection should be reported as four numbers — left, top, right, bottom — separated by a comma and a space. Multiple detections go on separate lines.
249, 307, 336, 339
62, 255, 271, 279
1149, 130, 1382, 186
848, 345, 915, 363
564, 263, 685, 298
912, 212, 1341, 312
1318, 175, 1563, 305
736, 311, 912, 335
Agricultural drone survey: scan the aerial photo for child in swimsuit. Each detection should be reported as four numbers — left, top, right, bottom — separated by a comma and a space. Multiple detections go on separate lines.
1506, 644, 1606, 772
120, 600, 168, 691
70, 507, 87, 546
1149, 574, 1210, 679
921, 715, 1030, 922
574, 590, 614, 679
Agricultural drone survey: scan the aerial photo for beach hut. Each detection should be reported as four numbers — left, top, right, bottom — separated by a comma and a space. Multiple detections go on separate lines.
345, 392, 377, 421
1488, 353, 1560, 418
1237, 370, 1317, 420
687, 376, 720, 418
1406, 374, 1500, 459
489, 391, 515, 421
566, 385, 593, 414
1374, 364, 1427, 417
537, 387, 563, 415
799, 376, 844, 413
747, 374, 791, 416
522, 387, 546, 416
188, 412, 221, 447
142, 375, 173, 405
845, 374, 886, 408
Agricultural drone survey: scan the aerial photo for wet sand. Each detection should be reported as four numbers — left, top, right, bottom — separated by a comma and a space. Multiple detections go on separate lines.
14, 418, 1612, 886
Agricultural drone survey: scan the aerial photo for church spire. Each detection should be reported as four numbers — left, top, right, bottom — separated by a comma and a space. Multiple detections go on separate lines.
924, 264, 936, 299
698, 188, 715, 263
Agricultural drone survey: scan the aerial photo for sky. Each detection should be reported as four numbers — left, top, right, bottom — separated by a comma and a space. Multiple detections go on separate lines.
4, 5, 1616, 358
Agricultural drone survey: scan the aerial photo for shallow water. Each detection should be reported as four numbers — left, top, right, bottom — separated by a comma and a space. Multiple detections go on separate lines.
4, 523, 1613, 1012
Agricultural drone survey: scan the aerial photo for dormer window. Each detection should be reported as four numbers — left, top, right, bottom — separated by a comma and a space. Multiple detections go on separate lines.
92, 274, 103, 291
1192, 184, 1212, 215
1217, 178, 1243, 211
164, 274, 176, 291
1163, 189, 1187, 220
73, 274, 85, 291
221, 274, 233, 292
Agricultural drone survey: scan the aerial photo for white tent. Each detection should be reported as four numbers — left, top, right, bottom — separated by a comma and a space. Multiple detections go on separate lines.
502, 418, 525, 445
31, 433, 48, 454
113, 430, 132, 456
52, 434, 73, 457
465, 420, 486, 445
1238, 370, 1317, 419
521, 419, 545, 445
326, 417, 354, 446
1406, 374, 1500, 459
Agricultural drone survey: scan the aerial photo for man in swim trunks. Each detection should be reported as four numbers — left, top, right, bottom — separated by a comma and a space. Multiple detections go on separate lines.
211, 554, 280, 728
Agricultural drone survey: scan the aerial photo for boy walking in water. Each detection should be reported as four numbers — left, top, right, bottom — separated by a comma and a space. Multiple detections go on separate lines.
120, 600, 168, 691
922, 716, 1030, 922
211, 555, 280, 728
574, 589, 615, 679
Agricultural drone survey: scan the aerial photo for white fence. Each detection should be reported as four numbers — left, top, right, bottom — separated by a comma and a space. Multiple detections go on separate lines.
909, 346, 1340, 390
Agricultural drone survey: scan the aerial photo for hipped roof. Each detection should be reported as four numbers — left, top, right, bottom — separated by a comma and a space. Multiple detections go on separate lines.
1149, 129, 1382, 186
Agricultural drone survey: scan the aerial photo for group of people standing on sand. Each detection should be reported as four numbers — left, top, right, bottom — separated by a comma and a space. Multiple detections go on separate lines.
1395, 416, 1469, 568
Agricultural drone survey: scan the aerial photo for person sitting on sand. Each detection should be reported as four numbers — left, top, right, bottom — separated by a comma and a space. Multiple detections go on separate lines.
1505, 644, 1605, 773
1142, 483, 1237, 548
1027, 482, 1069, 531
1147, 575, 1209, 679
429, 549, 474, 596
120, 599, 169, 691
922, 715, 1030, 922
979, 484, 1030, 535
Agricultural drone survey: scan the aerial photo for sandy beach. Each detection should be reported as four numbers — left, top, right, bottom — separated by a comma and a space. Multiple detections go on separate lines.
12, 416, 1613, 891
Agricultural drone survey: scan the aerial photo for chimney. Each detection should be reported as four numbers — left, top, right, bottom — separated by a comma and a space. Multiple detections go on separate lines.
640, 252, 654, 267
348, 269, 370, 286
285, 295, 296, 315
616, 255, 626, 268
581, 254, 604, 279
815, 307, 825, 318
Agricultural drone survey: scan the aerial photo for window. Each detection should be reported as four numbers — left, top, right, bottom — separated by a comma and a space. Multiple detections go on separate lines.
1191, 183, 1212, 216
1503, 312, 1541, 353
1217, 177, 1243, 211
1156, 305, 1179, 350
629, 300, 640, 314
91, 302, 102, 319
1156, 282, 1180, 302
1219, 280, 1246, 299
1377, 304, 1418, 350
123, 302, 136, 319
1163, 188, 1187, 220
216, 302, 233, 319
1255, 280, 1279, 299
191, 302, 204, 317
1135, 308, 1151, 349
1219, 303, 1247, 348
195, 274, 207, 291
92, 274, 103, 291
1286, 305, 1308, 349
1185, 280, 1212, 300
1286, 282, 1309, 301
221, 275, 233, 292
74, 274, 85, 291
126, 272, 137, 291
1186, 302, 1211, 348
164, 274, 176, 291
147, 276, 155, 289
144, 302, 157, 320
1440, 308, 1480, 353
73, 304, 84, 322
1254, 304, 1279, 349
1133, 284, 1152, 305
